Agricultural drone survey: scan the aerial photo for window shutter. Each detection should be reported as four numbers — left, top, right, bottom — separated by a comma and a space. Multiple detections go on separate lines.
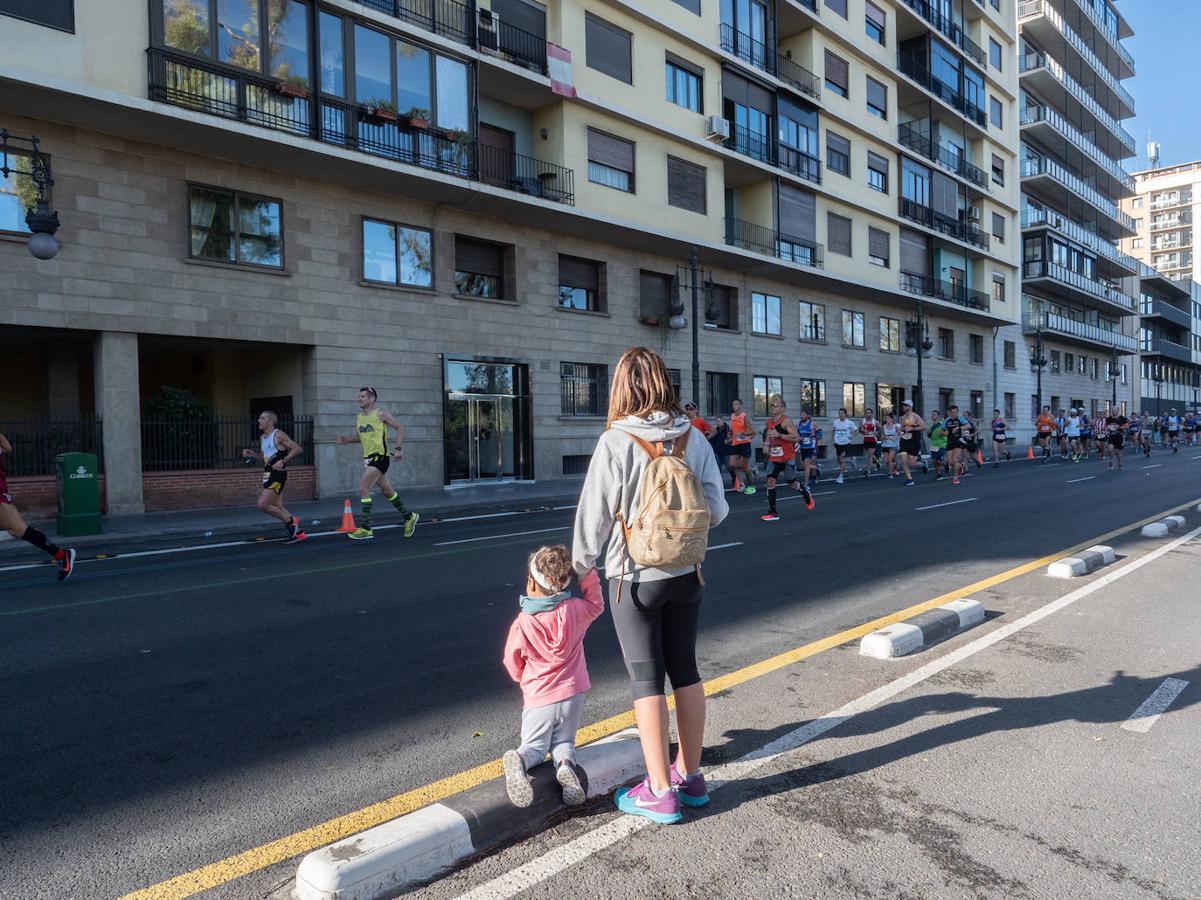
778, 183, 816, 242
824, 51, 848, 90
587, 128, 634, 172
992, 212, 1005, 238
825, 0, 848, 17
639, 270, 673, 318
585, 13, 632, 83
559, 255, 599, 291
900, 228, 930, 275
868, 151, 888, 175
828, 213, 852, 256
721, 70, 772, 112
827, 132, 850, 158
455, 238, 504, 276
869, 227, 889, 262
866, 2, 886, 29
931, 171, 958, 218
492, 0, 546, 39
866, 77, 886, 111
667, 156, 706, 214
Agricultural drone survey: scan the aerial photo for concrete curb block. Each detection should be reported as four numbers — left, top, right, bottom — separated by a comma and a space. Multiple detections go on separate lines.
295, 729, 643, 900
1141, 516, 1186, 538
859, 598, 985, 659
1046, 544, 1116, 578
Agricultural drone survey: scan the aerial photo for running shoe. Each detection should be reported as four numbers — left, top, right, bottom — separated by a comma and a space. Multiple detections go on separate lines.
56, 547, 76, 583
556, 760, 587, 806
835, 475, 844, 485
743, 486, 757, 495
671, 763, 710, 808
863, 470, 870, 479
904, 478, 915, 486
921, 462, 929, 475
347, 527, 374, 540
614, 777, 682, 824
802, 485, 815, 510
952, 476, 960, 485
502, 750, 533, 808
403, 511, 420, 538
285, 531, 307, 544
760, 513, 780, 522
936, 474, 944, 481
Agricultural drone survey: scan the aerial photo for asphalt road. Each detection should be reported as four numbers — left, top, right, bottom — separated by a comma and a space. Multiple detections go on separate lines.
2, 449, 1199, 899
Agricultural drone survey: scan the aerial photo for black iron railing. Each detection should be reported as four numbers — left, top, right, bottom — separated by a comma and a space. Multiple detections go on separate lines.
898, 0, 985, 64
1022, 260, 1135, 310
719, 24, 820, 100
899, 197, 990, 250
779, 143, 823, 184
140, 415, 314, 472
897, 122, 988, 189
725, 123, 821, 185
726, 217, 823, 268
0, 417, 103, 476
354, 0, 473, 44
899, 273, 991, 310
477, 143, 575, 204
897, 52, 986, 127
477, 8, 548, 74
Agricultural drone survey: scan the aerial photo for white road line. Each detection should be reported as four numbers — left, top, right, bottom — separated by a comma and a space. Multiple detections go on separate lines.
1066, 476, 1097, 484
453, 524, 1201, 900
706, 542, 744, 551
551, 505, 578, 511
1121, 678, 1190, 734
1192, 455, 1201, 461
779, 491, 835, 502
1143, 464, 1163, 470
436, 511, 522, 524
434, 527, 569, 547
914, 498, 979, 511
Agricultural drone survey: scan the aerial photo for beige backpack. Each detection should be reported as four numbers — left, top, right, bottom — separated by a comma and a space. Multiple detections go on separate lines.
614, 429, 711, 601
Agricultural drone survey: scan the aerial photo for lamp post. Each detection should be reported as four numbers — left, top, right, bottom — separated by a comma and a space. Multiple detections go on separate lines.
904, 299, 933, 414
1110, 341, 1119, 410
0, 129, 60, 260
1151, 363, 1164, 416
1029, 316, 1048, 416
669, 247, 706, 407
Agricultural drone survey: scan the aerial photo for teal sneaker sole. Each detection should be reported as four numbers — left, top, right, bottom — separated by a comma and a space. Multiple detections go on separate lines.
678, 791, 710, 808
614, 787, 683, 824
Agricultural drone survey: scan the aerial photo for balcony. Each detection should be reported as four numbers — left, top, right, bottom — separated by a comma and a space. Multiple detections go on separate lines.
1020, 155, 1135, 235
477, 9, 548, 75
895, 0, 986, 66
719, 24, 820, 101
725, 217, 823, 268
1018, 51, 1135, 157
897, 52, 986, 129
146, 49, 574, 204
1022, 309, 1137, 352
1141, 337, 1193, 364
724, 123, 822, 185
1022, 259, 1135, 313
1150, 212, 1193, 231
900, 273, 991, 311
1150, 195, 1193, 211
897, 122, 989, 191
1068, 0, 1135, 77
354, 0, 474, 46
1021, 204, 1139, 274
1019, 103, 1133, 194
899, 197, 990, 250
1140, 298, 1192, 330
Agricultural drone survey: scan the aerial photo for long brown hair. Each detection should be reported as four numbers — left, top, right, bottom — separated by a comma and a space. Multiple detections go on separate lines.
607, 347, 683, 427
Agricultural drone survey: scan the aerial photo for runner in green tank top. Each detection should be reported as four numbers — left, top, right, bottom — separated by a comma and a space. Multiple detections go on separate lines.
335, 387, 419, 540
928, 410, 948, 481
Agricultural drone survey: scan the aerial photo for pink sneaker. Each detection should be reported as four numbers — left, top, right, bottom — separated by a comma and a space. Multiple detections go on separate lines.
671, 762, 710, 808
614, 776, 682, 824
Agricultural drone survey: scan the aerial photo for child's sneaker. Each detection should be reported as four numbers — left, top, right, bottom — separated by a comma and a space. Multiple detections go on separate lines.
502, 750, 533, 808
614, 777, 682, 824
671, 763, 710, 808
556, 760, 587, 806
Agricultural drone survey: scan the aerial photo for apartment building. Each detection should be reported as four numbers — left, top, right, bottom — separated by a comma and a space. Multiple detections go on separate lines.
1122, 160, 1200, 285
0, 0, 1023, 513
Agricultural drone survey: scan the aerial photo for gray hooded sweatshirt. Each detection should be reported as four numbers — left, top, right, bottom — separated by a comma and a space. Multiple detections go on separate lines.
572, 412, 729, 582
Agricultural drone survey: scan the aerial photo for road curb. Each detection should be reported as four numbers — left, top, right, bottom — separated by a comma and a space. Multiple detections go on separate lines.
1141, 516, 1186, 538
1046, 544, 1116, 578
859, 598, 985, 659
295, 729, 643, 900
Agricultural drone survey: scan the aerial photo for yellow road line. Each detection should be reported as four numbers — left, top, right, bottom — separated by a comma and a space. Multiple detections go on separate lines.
121, 496, 1200, 900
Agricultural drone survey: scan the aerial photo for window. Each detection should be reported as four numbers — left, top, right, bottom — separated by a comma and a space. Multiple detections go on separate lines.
877, 384, 904, 417
939, 388, 954, 412
454, 236, 505, 299
561, 363, 608, 416
667, 156, 706, 214
826, 132, 850, 175
842, 309, 865, 347
1030, 395, 1040, 419
867, 152, 888, 192
992, 275, 1005, 306
842, 382, 866, 416
865, 2, 885, 44
991, 153, 1004, 186
970, 390, 984, 419
1133, 218, 1142, 228
991, 0, 1000, 9
801, 379, 827, 416
992, 212, 1005, 243
707, 371, 739, 415
828, 212, 852, 256
706, 283, 738, 330
585, 12, 632, 84
559, 255, 604, 311
639, 270, 674, 322
989, 37, 1002, 71
362, 218, 433, 287
188, 185, 282, 268
880, 316, 901, 352
865, 76, 887, 119
990, 96, 1003, 128
1004, 392, 1015, 420
1050, 350, 1061, 374
1132, 238, 1143, 249
799, 300, 826, 341
1131, 197, 1143, 209
824, 50, 849, 98
868, 227, 889, 267
319, 11, 344, 95
1003, 339, 1015, 369
665, 57, 702, 112
825, 0, 847, 17
0, 148, 45, 234
752, 292, 782, 335
671, 0, 701, 13
667, 368, 683, 404
588, 128, 635, 192
753, 376, 783, 416
1, 0, 74, 31
937, 327, 954, 359
970, 333, 984, 365
1064, 352, 1074, 373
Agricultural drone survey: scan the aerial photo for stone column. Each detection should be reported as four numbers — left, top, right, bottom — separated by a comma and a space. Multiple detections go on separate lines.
94, 331, 144, 515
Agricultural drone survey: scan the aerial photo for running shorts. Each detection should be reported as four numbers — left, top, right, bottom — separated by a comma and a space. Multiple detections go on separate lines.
365, 453, 391, 473
835, 444, 851, 458
900, 436, 921, 456
1108, 434, 1124, 449
262, 468, 287, 494
863, 438, 877, 448
768, 461, 798, 483
993, 433, 1007, 443
799, 447, 816, 460
964, 439, 977, 453
727, 444, 752, 459
931, 448, 946, 461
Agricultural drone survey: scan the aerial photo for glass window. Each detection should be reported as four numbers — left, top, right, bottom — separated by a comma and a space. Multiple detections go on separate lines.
435, 55, 468, 130
707, 371, 739, 415
824, 50, 848, 97
867, 152, 888, 192
217, 0, 261, 70
362, 218, 433, 288
0, 151, 40, 234
992, 212, 1005, 242
237, 195, 281, 266
842, 309, 864, 347
991, 153, 1004, 185
799, 300, 825, 341
842, 382, 866, 416
752, 292, 781, 335
1004, 339, 1015, 369
970, 333, 984, 364
989, 37, 1002, 71
865, 76, 887, 119
753, 376, 783, 416
865, 1, 885, 44
826, 0, 847, 17
990, 95, 1003, 128
363, 219, 397, 284
880, 316, 901, 352
395, 39, 431, 117
355, 24, 393, 107
270, 0, 309, 88
319, 11, 344, 96
666, 59, 702, 113
827, 132, 850, 175
561, 363, 609, 417
800, 379, 826, 416
189, 185, 282, 268
165, 0, 211, 55
938, 327, 954, 359
559, 255, 603, 311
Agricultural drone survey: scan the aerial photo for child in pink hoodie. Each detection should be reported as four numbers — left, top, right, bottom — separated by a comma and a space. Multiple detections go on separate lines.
502, 544, 604, 807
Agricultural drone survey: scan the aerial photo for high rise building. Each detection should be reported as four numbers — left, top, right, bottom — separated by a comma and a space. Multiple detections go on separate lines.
1122, 160, 1200, 284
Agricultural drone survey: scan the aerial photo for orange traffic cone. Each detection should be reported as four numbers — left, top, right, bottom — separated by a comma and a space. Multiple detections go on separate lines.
976, 449, 985, 466
1026, 446, 1035, 460
336, 499, 356, 533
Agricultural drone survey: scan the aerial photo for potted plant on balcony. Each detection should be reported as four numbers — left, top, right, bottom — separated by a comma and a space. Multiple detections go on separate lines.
362, 99, 399, 123
275, 73, 310, 100
406, 107, 431, 130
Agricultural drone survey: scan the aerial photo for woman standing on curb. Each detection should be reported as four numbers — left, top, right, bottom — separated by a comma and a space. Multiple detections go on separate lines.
572, 348, 729, 824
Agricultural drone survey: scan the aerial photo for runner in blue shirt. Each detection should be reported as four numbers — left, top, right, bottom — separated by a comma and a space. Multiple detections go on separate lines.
990, 409, 1010, 468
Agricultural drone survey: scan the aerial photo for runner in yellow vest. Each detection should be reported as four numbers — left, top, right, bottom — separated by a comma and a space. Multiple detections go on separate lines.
335, 387, 419, 540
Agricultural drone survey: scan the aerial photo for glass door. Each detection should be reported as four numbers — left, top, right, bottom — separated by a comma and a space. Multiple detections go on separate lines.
446, 394, 519, 481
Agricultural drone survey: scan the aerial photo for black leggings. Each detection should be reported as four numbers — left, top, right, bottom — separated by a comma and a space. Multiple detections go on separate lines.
610, 572, 703, 701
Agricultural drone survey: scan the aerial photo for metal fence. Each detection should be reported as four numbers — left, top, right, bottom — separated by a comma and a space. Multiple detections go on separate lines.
139, 415, 315, 472
0, 417, 104, 477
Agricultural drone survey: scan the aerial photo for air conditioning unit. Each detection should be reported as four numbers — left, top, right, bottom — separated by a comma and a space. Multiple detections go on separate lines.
705, 115, 730, 142
478, 8, 500, 51
967, 207, 981, 222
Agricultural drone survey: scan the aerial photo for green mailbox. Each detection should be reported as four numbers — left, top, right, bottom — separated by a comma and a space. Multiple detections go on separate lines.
56, 452, 103, 536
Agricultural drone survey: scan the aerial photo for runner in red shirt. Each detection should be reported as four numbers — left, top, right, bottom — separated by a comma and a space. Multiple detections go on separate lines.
759, 396, 805, 521
683, 402, 712, 439
0, 432, 75, 581
860, 408, 880, 478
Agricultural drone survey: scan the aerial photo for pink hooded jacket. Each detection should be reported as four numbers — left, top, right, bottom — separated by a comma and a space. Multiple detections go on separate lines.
502, 569, 604, 708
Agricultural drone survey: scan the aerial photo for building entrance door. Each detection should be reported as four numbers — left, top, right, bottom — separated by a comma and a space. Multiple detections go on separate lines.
443, 360, 531, 483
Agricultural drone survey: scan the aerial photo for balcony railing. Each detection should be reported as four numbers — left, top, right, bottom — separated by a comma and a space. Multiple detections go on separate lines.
1021, 204, 1139, 272
1020, 155, 1135, 231
147, 49, 574, 205
353, 0, 473, 45
1017, 0, 1134, 113
1069, 0, 1134, 72
898, 197, 990, 250
1022, 309, 1137, 352
899, 272, 991, 311
1018, 52, 1135, 153
1150, 211, 1193, 231
1139, 298, 1192, 330
897, 122, 988, 190
1019, 103, 1133, 191
1022, 259, 1135, 310
1141, 337, 1193, 363
896, 0, 986, 65
477, 8, 548, 74
1149, 196, 1192, 211
724, 123, 821, 185
719, 24, 820, 100
897, 52, 986, 127
725, 217, 823, 268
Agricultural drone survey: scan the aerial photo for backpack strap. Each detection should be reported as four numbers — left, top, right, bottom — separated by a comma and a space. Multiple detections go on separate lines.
669, 428, 692, 458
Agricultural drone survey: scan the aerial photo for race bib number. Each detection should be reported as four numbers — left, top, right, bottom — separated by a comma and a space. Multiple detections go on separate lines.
769, 445, 784, 459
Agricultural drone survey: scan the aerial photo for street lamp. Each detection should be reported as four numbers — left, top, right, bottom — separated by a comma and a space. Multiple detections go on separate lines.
1029, 316, 1048, 415
0, 129, 60, 260
669, 247, 709, 408
904, 299, 933, 414
1109, 341, 1119, 410
1151, 363, 1164, 416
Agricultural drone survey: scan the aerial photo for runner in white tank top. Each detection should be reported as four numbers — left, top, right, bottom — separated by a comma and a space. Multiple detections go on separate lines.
242, 410, 306, 542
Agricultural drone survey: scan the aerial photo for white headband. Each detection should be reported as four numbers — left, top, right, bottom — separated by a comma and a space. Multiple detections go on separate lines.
529, 559, 558, 593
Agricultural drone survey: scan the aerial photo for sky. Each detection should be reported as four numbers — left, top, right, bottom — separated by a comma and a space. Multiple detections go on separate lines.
1120, 0, 1201, 170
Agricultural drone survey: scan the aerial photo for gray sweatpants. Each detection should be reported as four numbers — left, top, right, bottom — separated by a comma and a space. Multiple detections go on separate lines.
517, 693, 585, 770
